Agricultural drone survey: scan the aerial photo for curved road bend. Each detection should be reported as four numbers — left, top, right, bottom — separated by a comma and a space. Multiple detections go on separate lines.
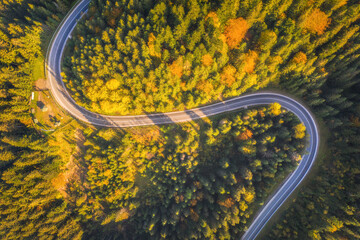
45, 0, 320, 239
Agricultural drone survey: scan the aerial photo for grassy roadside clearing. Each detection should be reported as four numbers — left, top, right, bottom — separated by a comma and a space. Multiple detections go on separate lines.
32, 56, 45, 81
30, 1, 82, 132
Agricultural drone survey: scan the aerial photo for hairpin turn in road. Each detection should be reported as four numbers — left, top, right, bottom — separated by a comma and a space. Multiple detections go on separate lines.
45, 1, 320, 239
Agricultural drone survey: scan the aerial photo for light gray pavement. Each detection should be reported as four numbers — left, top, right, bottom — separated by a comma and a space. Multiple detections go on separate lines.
45, 1, 320, 239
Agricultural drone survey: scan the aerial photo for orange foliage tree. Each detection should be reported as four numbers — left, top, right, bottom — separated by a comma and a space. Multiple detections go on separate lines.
292, 51, 307, 64
106, 7, 121, 27
201, 54, 213, 66
190, 208, 199, 222
169, 57, 183, 78
196, 79, 214, 94
237, 128, 253, 140
243, 50, 258, 74
302, 8, 331, 35
221, 65, 237, 87
224, 17, 249, 49
218, 197, 235, 208
115, 208, 130, 222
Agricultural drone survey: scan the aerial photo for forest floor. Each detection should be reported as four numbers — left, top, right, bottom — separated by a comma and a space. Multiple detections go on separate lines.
51, 126, 87, 199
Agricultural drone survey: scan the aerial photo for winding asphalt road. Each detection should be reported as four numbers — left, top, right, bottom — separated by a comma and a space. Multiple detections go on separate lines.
45, 0, 320, 239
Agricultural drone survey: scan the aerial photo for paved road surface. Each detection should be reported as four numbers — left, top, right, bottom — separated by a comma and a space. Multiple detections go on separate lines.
45, 1, 320, 239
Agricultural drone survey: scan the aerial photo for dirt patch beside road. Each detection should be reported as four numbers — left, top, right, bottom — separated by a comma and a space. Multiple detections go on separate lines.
34, 78, 49, 91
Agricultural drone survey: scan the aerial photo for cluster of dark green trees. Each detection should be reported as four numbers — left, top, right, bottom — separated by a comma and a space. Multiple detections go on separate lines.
269, 110, 360, 240
266, 1, 360, 238
68, 105, 305, 239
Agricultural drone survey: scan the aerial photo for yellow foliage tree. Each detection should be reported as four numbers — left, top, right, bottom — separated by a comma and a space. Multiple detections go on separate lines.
241, 145, 256, 155
326, 216, 344, 233
102, 31, 111, 43
267, 55, 283, 73
244, 169, 253, 181
243, 187, 255, 203
148, 33, 161, 57
218, 34, 228, 54
308, 230, 322, 240
270, 102, 282, 116
99, 100, 115, 115
294, 123, 306, 139
331, 0, 347, 10
302, 8, 331, 35
224, 17, 249, 49
106, 79, 120, 90
205, 12, 220, 27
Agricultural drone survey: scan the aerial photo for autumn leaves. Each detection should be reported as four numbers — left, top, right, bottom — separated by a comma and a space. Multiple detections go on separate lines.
64, 1, 334, 116
223, 17, 249, 49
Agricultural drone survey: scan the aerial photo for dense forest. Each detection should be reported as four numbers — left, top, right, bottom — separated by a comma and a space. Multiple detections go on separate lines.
64, 0, 359, 116
0, 1, 307, 238
0, 0, 360, 239
69, 105, 306, 239
0, 0, 84, 239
